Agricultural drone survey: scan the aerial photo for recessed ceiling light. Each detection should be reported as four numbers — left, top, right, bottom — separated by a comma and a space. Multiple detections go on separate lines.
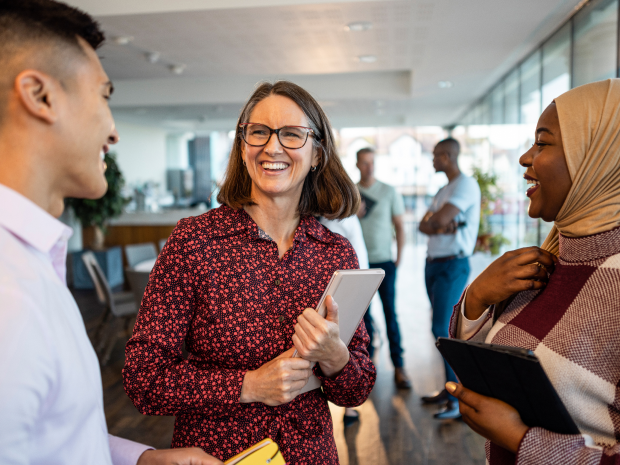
358, 55, 377, 63
169, 64, 187, 75
345, 21, 372, 32
438, 80, 454, 88
145, 52, 160, 64
112, 35, 134, 45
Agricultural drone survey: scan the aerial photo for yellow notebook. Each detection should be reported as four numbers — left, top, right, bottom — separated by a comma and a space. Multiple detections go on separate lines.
224, 438, 286, 465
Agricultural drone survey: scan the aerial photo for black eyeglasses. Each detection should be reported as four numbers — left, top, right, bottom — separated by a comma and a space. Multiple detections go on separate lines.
239, 123, 315, 149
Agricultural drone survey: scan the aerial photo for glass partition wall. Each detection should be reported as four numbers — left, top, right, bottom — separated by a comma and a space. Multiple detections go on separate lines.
454, 0, 620, 251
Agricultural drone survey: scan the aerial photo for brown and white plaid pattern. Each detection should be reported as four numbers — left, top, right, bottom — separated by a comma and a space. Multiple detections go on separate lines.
450, 226, 620, 465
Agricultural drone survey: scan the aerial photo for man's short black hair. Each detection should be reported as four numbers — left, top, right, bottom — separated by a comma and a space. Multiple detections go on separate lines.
436, 137, 460, 157
0, 0, 105, 123
0, 0, 105, 52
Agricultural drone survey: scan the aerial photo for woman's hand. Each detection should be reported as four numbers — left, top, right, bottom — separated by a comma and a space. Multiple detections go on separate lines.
292, 296, 350, 378
240, 347, 312, 406
466, 246, 557, 320
138, 448, 224, 465
446, 382, 529, 454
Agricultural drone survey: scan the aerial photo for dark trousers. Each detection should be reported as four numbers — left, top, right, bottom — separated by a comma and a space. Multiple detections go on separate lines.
425, 256, 470, 399
363, 261, 404, 368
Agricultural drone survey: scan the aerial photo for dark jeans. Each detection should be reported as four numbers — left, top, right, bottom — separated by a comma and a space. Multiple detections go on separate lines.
363, 261, 404, 368
425, 256, 470, 400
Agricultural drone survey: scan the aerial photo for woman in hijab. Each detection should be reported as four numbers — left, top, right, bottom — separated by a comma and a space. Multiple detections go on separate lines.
447, 78, 620, 464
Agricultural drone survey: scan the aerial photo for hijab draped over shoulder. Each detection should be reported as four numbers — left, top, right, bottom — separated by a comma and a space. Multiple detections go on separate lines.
542, 78, 620, 255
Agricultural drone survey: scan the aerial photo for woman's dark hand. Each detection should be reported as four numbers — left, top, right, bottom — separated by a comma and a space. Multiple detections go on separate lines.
446, 382, 528, 454
240, 347, 312, 406
465, 247, 557, 320
292, 296, 350, 378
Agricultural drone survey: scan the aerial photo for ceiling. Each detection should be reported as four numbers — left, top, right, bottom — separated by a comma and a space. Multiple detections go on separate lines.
66, 0, 583, 131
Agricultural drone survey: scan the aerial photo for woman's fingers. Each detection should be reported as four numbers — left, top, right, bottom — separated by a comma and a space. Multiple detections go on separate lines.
297, 312, 322, 336
513, 247, 557, 270
446, 382, 481, 411
513, 263, 549, 281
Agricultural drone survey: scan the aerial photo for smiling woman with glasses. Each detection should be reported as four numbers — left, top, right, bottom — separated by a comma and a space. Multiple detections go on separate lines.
123, 81, 375, 464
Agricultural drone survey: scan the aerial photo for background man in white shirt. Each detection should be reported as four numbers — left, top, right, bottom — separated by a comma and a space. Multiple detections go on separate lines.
418, 138, 481, 420
0, 1, 223, 463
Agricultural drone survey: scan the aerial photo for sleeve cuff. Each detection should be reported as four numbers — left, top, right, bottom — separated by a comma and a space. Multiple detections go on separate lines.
108, 435, 153, 465
313, 356, 358, 387
459, 293, 490, 337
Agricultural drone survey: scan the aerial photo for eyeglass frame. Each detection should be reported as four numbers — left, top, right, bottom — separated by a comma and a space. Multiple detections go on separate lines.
239, 123, 316, 149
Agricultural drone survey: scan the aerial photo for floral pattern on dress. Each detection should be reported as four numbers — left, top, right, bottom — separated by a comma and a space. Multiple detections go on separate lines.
123, 205, 376, 464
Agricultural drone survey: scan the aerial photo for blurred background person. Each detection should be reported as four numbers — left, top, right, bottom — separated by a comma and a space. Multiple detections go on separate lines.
356, 147, 410, 389
419, 138, 480, 420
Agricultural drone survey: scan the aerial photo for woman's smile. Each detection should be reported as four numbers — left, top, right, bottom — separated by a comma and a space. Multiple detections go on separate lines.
524, 173, 540, 197
260, 161, 290, 173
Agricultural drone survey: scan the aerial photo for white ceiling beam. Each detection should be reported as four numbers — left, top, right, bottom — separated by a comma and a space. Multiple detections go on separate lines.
109, 71, 413, 107
66, 0, 396, 17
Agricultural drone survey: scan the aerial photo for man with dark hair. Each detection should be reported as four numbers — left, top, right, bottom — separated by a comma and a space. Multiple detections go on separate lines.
356, 147, 411, 389
0, 1, 222, 463
419, 138, 481, 419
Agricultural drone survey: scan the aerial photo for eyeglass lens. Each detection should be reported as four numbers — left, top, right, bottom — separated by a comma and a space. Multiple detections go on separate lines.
243, 124, 309, 149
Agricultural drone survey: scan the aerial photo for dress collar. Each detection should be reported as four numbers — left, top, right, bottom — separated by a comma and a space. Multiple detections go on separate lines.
0, 183, 72, 254
208, 205, 336, 245
559, 225, 620, 263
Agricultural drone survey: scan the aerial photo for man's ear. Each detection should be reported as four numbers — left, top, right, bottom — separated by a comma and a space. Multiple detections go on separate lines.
14, 70, 60, 125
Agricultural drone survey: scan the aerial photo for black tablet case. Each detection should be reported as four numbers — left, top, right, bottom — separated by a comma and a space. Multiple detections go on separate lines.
436, 337, 579, 435
359, 193, 377, 218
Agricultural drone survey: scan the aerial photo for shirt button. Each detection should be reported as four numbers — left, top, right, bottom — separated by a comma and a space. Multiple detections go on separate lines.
274, 279, 281, 286
278, 316, 285, 322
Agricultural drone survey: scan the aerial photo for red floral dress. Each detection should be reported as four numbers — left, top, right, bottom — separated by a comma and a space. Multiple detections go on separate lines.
123, 206, 376, 464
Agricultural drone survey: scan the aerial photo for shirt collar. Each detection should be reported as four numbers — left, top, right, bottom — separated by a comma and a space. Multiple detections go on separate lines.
0, 183, 72, 254
210, 205, 337, 245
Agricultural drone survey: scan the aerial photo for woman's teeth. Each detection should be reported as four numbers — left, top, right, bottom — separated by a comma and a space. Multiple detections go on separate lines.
262, 162, 288, 171
526, 179, 539, 186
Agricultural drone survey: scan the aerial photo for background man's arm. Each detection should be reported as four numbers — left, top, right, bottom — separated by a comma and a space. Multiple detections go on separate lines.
393, 214, 405, 267
419, 203, 460, 235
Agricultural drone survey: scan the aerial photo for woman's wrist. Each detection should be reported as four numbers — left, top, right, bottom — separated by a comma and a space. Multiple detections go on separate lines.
465, 283, 493, 321
319, 342, 350, 378
239, 370, 257, 403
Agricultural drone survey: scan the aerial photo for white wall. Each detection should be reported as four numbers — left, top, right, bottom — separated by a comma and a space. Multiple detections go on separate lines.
112, 120, 168, 190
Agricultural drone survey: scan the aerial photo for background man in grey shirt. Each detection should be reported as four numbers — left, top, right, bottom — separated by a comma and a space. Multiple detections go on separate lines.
419, 138, 481, 420
356, 148, 411, 389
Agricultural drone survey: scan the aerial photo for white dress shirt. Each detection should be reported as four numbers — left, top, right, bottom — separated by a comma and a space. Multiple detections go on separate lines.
0, 183, 150, 465
319, 215, 369, 269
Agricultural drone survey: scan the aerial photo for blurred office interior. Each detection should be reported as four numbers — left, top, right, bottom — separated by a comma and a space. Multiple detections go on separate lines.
63, 0, 620, 463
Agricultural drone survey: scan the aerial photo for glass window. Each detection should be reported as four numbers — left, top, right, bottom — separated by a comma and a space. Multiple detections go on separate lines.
504, 69, 520, 124
520, 50, 542, 124
542, 22, 571, 109
491, 83, 504, 124
480, 94, 492, 125
573, 0, 618, 87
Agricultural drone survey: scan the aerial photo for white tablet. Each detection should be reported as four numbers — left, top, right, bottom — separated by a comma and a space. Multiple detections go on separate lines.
295, 269, 385, 394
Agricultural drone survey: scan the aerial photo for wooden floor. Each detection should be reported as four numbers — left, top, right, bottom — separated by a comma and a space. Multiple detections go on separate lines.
73, 243, 489, 465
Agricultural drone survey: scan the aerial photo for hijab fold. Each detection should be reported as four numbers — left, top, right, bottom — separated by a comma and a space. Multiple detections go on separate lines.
541, 79, 620, 255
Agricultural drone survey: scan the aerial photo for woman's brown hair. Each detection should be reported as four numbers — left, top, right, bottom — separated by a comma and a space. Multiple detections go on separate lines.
217, 81, 360, 220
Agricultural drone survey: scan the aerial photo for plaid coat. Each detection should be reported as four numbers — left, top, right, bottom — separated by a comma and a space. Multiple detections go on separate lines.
450, 226, 620, 465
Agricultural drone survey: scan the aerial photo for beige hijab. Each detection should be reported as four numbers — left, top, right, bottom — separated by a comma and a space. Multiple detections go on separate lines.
541, 78, 620, 255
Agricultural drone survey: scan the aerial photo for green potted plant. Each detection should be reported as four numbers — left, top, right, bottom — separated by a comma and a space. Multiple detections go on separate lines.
66, 152, 128, 249
472, 167, 510, 255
